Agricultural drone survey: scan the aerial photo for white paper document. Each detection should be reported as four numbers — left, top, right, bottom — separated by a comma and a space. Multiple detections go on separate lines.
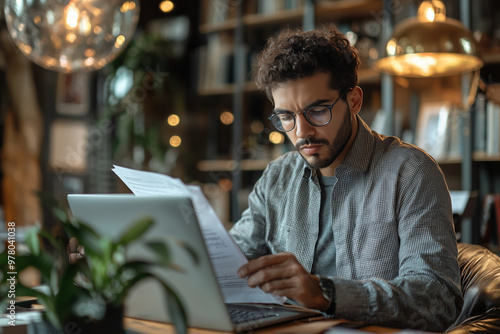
112, 165, 284, 304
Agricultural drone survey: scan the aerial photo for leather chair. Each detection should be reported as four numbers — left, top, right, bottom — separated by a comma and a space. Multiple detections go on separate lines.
446, 243, 500, 333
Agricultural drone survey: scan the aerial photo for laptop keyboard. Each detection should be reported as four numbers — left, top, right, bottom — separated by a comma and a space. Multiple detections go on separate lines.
228, 306, 279, 324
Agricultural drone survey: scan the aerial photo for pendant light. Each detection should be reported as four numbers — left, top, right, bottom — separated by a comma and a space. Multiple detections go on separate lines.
374, 0, 483, 77
4, 0, 140, 73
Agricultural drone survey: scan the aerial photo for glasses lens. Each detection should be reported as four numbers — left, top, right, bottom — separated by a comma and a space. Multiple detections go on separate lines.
272, 113, 295, 132
304, 106, 331, 126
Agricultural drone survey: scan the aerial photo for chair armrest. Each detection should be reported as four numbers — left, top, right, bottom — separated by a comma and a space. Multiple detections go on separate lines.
446, 307, 500, 334
447, 243, 500, 332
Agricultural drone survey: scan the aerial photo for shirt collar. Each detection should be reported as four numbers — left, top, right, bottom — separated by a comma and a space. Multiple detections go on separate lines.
340, 114, 374, 174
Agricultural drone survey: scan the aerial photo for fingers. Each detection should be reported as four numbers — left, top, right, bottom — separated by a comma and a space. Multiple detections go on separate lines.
237, 253, 308, 292
237, 253, 330, 310
69, 252, 84, 263
67, 237, 85, 264
238, 252, 296, 278
68, 237, 79, 253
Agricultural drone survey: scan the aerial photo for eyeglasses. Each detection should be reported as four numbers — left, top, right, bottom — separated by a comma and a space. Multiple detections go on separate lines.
269, 89, 350, 132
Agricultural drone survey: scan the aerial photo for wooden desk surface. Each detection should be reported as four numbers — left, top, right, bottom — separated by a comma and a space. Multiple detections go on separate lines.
124, 317, 412, 334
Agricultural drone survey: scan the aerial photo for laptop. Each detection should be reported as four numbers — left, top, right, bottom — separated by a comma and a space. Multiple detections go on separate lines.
67, 194, 320, 332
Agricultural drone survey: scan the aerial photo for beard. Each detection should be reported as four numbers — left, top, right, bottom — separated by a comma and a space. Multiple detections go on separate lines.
294, 106, 352, 169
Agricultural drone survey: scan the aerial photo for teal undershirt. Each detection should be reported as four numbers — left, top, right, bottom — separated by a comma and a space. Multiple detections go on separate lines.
310, 174, 337, 276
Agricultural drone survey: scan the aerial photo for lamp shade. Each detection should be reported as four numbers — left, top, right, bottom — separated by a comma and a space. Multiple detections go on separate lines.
375, 10, 483, 77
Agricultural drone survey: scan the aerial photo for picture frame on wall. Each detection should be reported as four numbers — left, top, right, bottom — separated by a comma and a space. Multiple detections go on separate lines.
415, 101, 452, 161
55, 72, 90, 116
48, 119, 89, 172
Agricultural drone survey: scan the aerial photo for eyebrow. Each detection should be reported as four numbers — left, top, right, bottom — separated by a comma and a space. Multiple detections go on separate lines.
273, 98, 331, 114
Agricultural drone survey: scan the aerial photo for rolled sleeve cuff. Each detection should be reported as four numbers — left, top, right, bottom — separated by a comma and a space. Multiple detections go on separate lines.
330, 277, 369, 319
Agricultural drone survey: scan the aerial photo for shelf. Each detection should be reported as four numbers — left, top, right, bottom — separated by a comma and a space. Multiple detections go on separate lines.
315, 0, 382, 21
359, 68, 380, 84
200, 0, 382, 34
199, 18, 238, 34
436, 153, 500, 165
472, 152, 500, 162
243, 8, 304, 27
197, 84, 235, 96
436, 157, 463, 165
198, 70, 378, 96
482, 49, 500, 65
197, 159, 271, 172
197, 82, 258, 96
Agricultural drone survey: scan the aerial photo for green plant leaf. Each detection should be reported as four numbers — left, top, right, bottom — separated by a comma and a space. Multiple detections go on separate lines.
54, 265, 91, 324
25, 225, 40, 256
160, 281, 188, 334
52, 207, 69, 224
117, 217, 154, 246
50, 265, 59, 294
175, 239, 200, 265
38, 230, 66, 255
16, 285, 60, 329
116, 260, 154, 277
16, 253, 53, 285
145, 241, 171, 267
114, 272, 154, 305
64, 221, 102, 259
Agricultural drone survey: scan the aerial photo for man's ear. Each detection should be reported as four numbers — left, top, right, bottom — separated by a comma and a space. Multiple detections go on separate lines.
347, 86, 363, 115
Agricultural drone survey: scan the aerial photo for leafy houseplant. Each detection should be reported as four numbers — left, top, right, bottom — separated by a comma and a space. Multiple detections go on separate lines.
0, 204, 196, 334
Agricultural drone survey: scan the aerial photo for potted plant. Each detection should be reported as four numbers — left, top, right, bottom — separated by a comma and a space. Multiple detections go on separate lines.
0, 203, 197, 334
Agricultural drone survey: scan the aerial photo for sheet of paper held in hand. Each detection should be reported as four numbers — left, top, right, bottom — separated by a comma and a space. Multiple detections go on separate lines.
112, 165, 284, 305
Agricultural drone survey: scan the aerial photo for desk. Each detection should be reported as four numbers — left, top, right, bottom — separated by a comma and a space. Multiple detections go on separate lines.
124, 317, 433, 333
0, 316, 438, 333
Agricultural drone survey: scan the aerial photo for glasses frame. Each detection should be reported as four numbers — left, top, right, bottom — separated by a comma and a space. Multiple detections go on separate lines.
269, 88, 351, 132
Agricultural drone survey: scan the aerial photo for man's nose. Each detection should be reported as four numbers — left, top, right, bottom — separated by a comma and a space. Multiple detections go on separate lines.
294, 113, 314, 138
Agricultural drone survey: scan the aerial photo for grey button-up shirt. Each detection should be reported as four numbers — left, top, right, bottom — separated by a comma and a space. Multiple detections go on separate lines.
230, 116, 462, 331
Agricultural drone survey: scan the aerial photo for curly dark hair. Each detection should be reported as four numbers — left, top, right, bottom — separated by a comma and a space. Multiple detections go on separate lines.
255, 25, 360, 103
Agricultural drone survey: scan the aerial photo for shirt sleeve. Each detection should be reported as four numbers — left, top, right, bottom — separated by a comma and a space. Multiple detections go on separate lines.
229, 169, 270, 259
329, 159, 463, 332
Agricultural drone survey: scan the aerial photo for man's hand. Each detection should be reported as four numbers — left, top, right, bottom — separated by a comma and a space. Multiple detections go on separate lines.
237, 252, 330, 311
67, 237, 85, 264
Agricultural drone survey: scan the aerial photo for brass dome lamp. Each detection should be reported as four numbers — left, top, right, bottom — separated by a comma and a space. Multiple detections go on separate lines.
375, 0, 483, 78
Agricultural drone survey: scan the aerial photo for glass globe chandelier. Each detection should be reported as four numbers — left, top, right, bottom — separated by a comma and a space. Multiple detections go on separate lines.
4, 0, 140, 73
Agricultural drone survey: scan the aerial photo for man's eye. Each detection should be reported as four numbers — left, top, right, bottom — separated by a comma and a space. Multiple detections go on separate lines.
306, 107, 328, 115
278, 114, 294, 122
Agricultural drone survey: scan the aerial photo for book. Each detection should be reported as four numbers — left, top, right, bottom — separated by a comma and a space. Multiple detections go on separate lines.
474, 92, 487, 153
486, 100, 500, 156
481, 193, 500, 246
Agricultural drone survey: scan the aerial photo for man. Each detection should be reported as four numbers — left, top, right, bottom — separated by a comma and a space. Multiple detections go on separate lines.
230, 26, 462, 331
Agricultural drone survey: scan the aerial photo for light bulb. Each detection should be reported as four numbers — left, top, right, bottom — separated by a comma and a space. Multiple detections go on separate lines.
4, 0, 140, 73
417, 0, 446, 22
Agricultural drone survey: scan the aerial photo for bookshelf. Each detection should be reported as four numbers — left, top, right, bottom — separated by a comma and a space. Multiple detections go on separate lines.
384, 0, 500, 243
196, 0, 384, 223
195, 0, 500, 231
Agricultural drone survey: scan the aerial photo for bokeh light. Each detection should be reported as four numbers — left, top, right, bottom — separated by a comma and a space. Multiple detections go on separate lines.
169, 135, 182, 147
269, 131, 285, 144
167, 114, 180, 126
220, 111, 234, 125
159, 0, 174, 13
